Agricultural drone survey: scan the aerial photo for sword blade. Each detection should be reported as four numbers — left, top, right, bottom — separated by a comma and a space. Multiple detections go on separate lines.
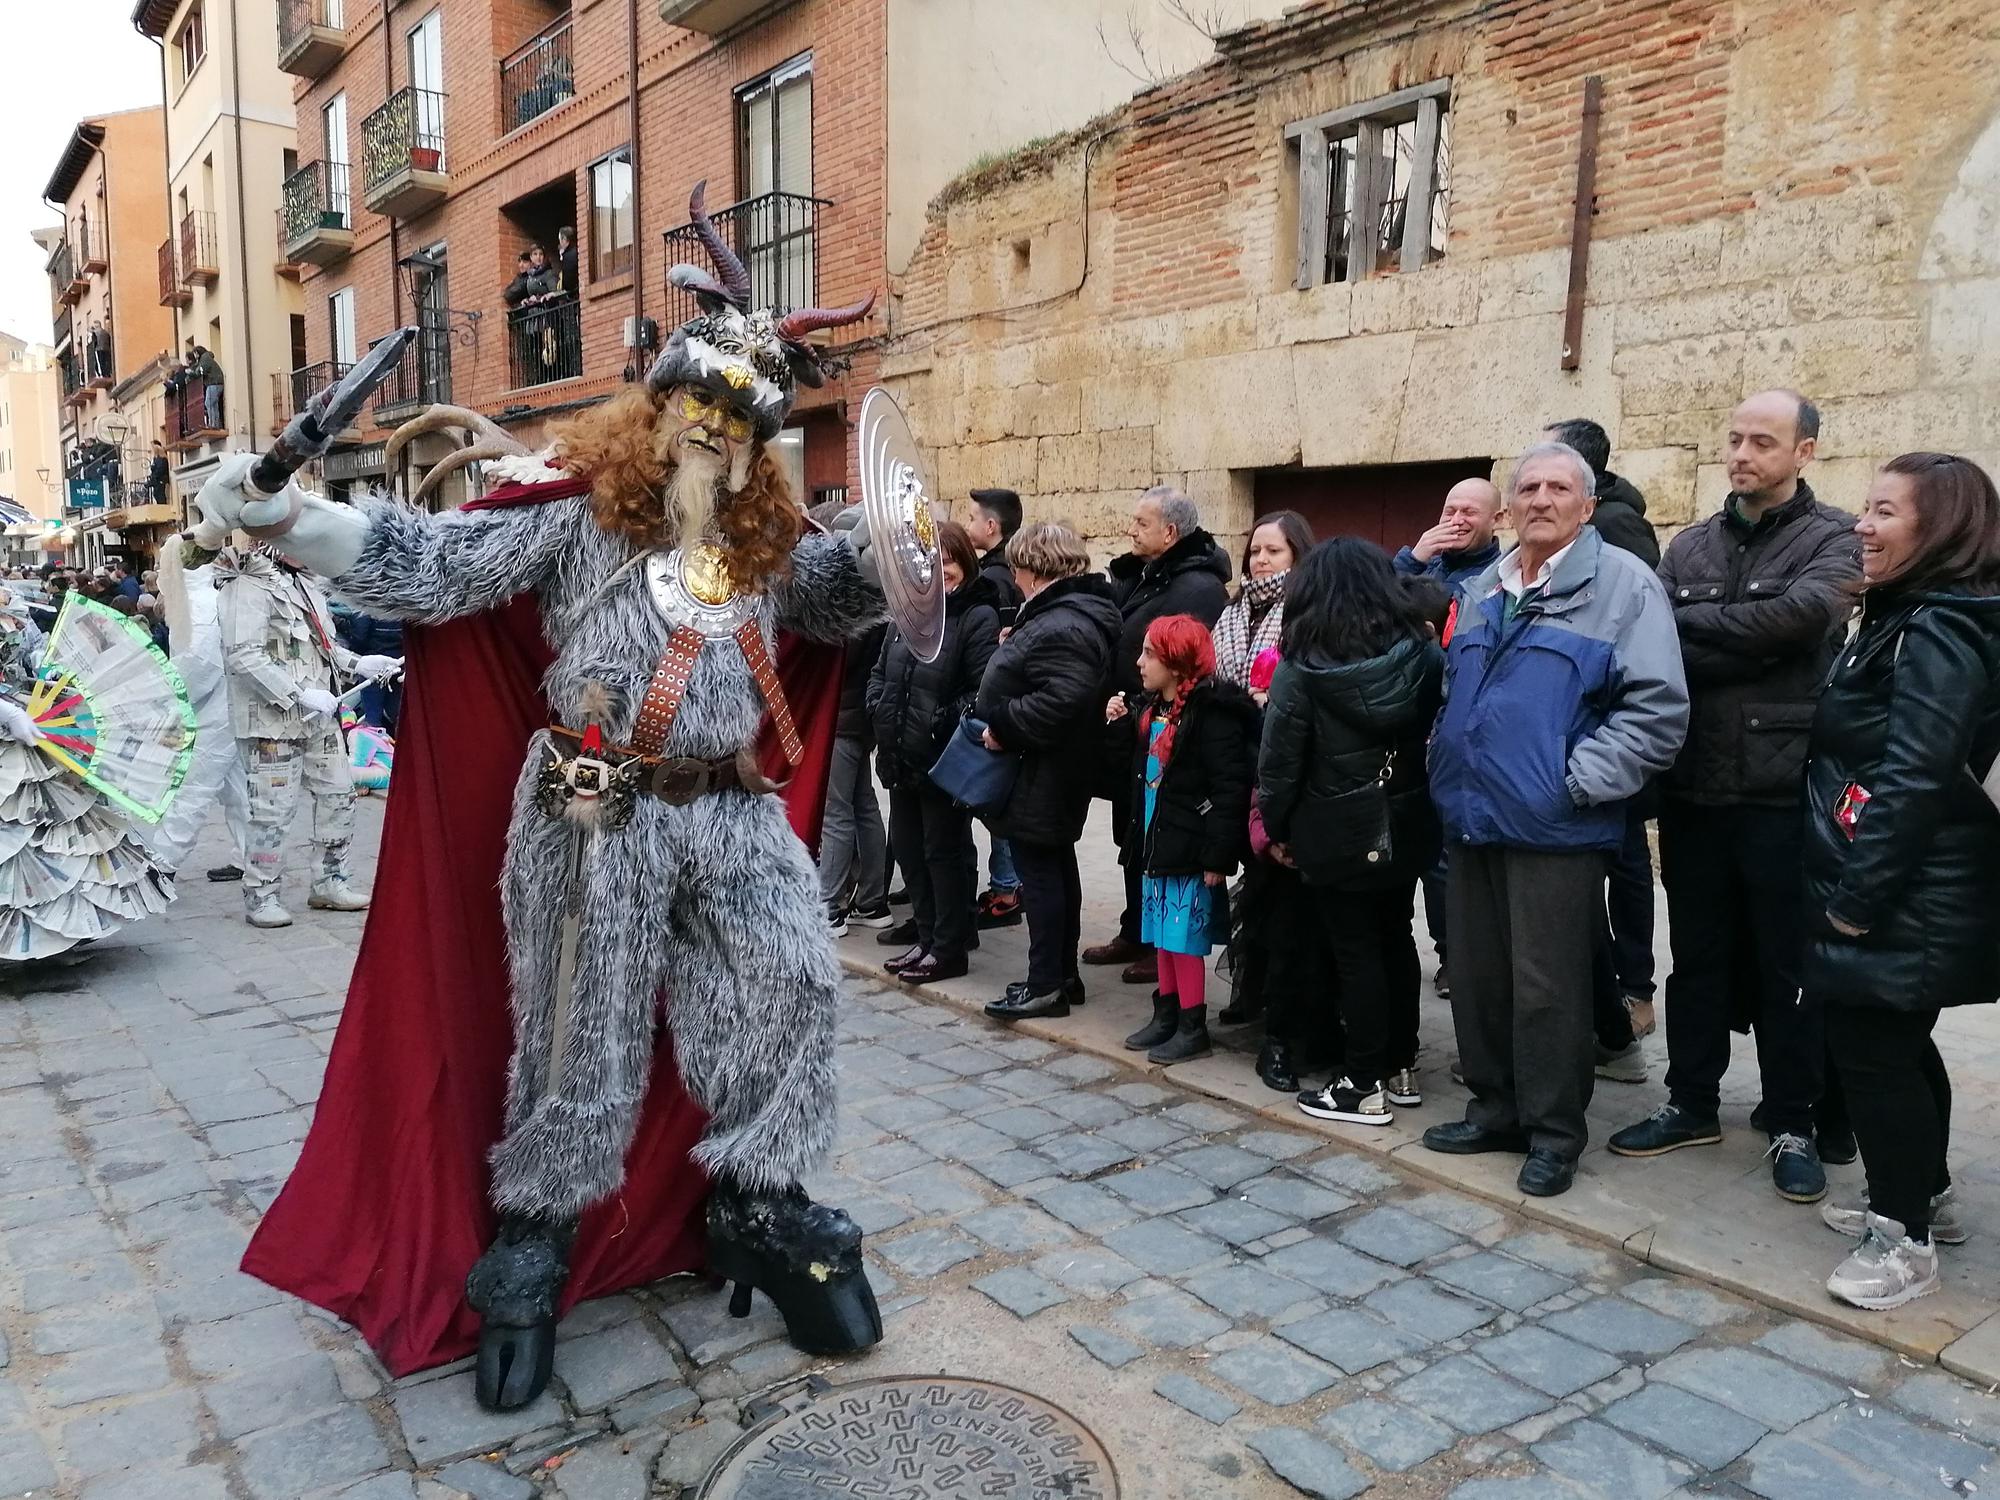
249, 326, 420, 497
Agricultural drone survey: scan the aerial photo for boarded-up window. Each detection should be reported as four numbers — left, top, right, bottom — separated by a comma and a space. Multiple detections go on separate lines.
1288, 81, 1451, 290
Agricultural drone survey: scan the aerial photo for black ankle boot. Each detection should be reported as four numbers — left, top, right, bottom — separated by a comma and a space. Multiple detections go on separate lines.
707, 1181, 883, 1357
1148, 1003, 1212, 1064
1123, 990, 1177, 1051
464, 1214, 576, 1412
1257, 1038, 1299, 1092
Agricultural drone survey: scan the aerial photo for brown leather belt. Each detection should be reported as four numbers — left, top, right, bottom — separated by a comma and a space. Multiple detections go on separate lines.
547, 726, 756, 805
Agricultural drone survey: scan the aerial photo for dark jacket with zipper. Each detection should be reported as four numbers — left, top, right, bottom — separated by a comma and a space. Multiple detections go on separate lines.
837, 623, 886, 741
1802, 589, 2000, 1012
1259, 635, 1445, 889
1590, 471, 1661, 568
1657, 482, 1860, 807
1100, 529, 1232, 794
1119, 677, 1260, 879
978, 574, 1121, 846
867, 575, 1001, 791
978, 546, 1024, 627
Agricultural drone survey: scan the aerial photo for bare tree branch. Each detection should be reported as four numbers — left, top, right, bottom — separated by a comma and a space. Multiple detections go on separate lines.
1093, 9, 1170, 85
1163, 0, 1234, 41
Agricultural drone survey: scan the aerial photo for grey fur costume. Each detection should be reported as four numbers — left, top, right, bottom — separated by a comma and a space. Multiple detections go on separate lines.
330, 488, 883, 1219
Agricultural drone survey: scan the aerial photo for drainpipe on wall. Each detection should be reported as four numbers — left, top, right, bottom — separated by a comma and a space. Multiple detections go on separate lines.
134, 24, 180, 358
384, 0, 402, 330
629, 0, 643, 341
227, 0, 258, 441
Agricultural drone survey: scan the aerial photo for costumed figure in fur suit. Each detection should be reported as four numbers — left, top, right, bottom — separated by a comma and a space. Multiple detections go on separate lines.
202, 185, 889, 1411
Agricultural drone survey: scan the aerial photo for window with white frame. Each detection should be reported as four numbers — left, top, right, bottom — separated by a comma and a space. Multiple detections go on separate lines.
1287, 80, 1451, 290
589, 148, 634, 280
178, 6, 207, 83
328, 288, 357, 369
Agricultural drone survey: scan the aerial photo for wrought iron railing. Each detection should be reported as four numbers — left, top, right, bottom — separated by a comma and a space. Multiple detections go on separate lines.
158, 237, 186, 305
506, 299, 581, 389
58, 352, 82, 401
283, 160, 352, 244
661, 191, 827, 328
289, 360, 350, 421
371, 326, 452, 413
74, 210, 103, 272
48, 240, 76, 298
179, 210, 219, 281
165, 379, 224, 446
278, 0, 344, 54
83, 328, 113, 385
501, 14, 574, 131
362, 87, 446, 197
53, 306, 72, 350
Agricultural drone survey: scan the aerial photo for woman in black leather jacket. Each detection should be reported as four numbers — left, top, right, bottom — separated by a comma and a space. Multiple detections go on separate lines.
1258, 538, 1443, 1129
867, 522, 1001, 983
1806, 453, 2000, 1313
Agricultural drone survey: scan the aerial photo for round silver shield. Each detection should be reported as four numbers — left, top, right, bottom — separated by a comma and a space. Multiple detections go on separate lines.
858, 387, 945, 663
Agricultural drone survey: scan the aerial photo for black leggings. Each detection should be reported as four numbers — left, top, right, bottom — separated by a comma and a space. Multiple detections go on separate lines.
1826, 1003, 1952, 1241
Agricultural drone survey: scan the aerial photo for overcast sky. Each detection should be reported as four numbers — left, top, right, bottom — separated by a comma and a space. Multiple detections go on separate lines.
0, 3, 163, 347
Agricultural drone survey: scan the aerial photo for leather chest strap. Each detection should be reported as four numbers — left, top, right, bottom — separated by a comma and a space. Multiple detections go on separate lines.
629, 625, 708, 758
733, 618, 803, 768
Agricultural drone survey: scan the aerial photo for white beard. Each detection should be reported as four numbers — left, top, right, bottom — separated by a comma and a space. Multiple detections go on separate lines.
667, 445, 726, 547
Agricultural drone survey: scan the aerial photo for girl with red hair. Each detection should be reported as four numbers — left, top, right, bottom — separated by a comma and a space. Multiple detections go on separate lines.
1119, 615, 1261, 1062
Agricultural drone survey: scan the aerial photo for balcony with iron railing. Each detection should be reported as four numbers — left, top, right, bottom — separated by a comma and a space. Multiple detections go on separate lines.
76, 211, 106, 276
164, 377, 226, 451
53, 306, 73, 350
372, 327, 453, 419
661, 191, 829, 329
83, 329, 113, 390
158, 238, 190, 307
180, 210, 219, 287
362, 87, 447, 219
48, 240, 83, 308
282, 161, 355, 267
501, 14, 574, 132
278, 0, 345, 77
58, 353, 87, 407
506, 297, 582, 391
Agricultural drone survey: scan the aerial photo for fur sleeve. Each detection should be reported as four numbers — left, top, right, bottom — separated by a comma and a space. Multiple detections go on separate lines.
332, 493, 576, 625
770, 531, 886, 643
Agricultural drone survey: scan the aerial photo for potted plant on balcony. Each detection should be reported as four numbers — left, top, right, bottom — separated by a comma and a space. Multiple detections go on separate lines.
409, 145, 442, 173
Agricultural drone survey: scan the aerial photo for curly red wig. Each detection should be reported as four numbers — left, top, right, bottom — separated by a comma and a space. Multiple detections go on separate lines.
548, 387, 802, 593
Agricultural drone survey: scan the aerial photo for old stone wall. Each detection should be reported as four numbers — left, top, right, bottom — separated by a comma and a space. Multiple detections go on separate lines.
881, 0, 2000, 559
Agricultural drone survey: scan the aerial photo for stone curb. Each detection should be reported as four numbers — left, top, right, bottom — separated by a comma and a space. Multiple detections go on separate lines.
841, 954, 2000, 1388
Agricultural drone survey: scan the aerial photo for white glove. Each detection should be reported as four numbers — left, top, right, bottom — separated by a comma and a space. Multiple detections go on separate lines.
352, 654, 402, 682
296, 687, 340, 719
191, 453, 302, 546
0, 698, 38, 744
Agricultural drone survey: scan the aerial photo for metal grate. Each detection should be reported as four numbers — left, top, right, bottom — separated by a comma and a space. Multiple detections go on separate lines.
661, 190, 828, 327
362, 87, 447, 196
501, 15, 575, 132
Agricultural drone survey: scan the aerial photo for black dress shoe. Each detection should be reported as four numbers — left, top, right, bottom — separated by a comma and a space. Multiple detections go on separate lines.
877, 918, 919, 946
1256, 1039, 1299, 1093
1421, 1120, 1532, 1156
883, 946, 927, 976
902, 952, 969, 983
1518, 1148, 1577, 1197
984, 986, 1070, 1021
206, 864, 244, 882
1817, 1127, 1858, 1167
1606, 1104, 1721, 1158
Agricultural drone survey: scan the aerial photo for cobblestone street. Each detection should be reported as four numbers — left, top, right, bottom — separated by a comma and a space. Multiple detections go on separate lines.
4, 805, 2000, 1499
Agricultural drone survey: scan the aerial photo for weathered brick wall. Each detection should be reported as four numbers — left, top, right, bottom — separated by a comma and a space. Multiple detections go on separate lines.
291, 0, 887, 494
882, 0, 2000, 560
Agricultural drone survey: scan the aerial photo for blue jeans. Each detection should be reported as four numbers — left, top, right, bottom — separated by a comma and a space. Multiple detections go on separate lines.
984, 823, 1019, 893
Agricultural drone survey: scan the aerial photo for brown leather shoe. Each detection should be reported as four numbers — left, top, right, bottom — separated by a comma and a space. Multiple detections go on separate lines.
1121, 951, 1158, 985
1082, 935, 1144, 967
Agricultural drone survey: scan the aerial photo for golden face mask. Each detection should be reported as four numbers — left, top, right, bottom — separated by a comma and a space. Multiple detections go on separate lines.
675, 389, 754, 444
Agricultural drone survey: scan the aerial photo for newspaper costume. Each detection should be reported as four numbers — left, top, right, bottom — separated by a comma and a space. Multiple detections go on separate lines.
144, 562, 251, 874
216, 548, 397, 926
194, 183, 886, 1410
0, 591, 175, 961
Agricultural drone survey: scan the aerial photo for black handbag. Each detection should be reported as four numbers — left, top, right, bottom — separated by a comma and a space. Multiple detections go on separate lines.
1294, 748, 1396, 881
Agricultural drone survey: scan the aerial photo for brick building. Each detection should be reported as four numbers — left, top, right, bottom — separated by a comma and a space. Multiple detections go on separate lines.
881, 0, 2000, 558
277, 0, 1292, 505
36, 108, 179, 571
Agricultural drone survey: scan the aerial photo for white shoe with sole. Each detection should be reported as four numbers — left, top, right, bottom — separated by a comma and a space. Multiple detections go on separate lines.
1594, 1040, 1647, 1084
308, 880, 371, 912
245, 892, 293, 929
1823, 1187, 1967, 1246
1826, 1213, 1940, 1310
1297, 1078, 1392, 1127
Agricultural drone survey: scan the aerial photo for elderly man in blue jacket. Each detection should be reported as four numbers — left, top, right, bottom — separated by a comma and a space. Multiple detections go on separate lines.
1423, 441, 1689, 1198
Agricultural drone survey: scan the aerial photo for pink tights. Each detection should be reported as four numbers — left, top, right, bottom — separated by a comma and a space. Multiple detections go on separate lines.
1156, 950, 1208, 1011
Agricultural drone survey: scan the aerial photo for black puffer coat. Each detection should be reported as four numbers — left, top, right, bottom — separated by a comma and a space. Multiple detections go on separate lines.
978, 574, 1121, 847
1120, 678, 1260, 878
1659, 483, 1860, 807
1590, 472, 1661, 568
979, 546, 1025, 626
1258, 635, 1445, 890
1802, 590, 2000, 1011
868, 574, 1002, 791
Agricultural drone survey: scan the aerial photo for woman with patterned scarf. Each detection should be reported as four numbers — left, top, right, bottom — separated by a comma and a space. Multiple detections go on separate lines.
1212, 511, 1312, 693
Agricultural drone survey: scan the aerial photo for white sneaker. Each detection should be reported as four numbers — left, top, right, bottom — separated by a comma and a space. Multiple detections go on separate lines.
1823, 1188, 1967, 1246
1594, 1040, 1647, 1084
307, 880, 371, 912
1385, 1069, 1422, 1107
1297, 1078, 1392, 1127
245, 892, 293, 929
826, 905, 850, 938
1826, 1213, 1940, 1310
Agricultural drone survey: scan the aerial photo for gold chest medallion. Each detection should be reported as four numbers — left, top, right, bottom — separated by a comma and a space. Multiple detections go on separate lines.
645, 543, 758, 639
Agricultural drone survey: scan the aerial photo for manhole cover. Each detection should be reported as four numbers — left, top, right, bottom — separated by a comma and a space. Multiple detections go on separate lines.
697, 1375, 1119, 1498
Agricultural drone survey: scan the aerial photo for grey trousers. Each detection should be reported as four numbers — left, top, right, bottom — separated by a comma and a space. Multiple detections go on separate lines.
1447, 845, 1604, 1161
817, 733, 887, 909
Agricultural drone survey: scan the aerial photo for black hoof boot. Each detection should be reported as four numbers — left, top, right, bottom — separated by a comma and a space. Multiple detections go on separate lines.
707, 1181, 883, 1357
465, 1215, 575, 1412
1257, 1039, 1300, 1093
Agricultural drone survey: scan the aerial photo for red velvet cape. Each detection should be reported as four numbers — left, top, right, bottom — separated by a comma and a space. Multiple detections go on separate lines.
240, 476, 844, 1376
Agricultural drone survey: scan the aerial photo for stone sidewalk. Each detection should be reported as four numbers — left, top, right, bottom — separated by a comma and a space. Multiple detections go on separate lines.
4, 802, 2000, 1497
838, 802, 2000, 1383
